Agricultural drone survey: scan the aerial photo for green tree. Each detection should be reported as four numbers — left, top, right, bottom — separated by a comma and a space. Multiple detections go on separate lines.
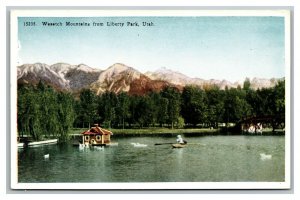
18, 83, 44, 140
256, 88, 274, 115
243, 78, 251, 91
273, 80, 285, 115
161, 86, 181, 129
56, 92, 76, 141
99, 92, 117, 128
245, 89, 259, 116
134, 96, 154, 128
17, 82, 76, 141
78, 89, 98, 128
116, 92, 130, 129
181, 86, 207, 127
128, 95, 139, 127
205, 86, 225, 128
223, 87, 251, 126
17, 84, 33, 138
37, 82, 60, 138
157, 97, 169, 127
176, 116, 185, 128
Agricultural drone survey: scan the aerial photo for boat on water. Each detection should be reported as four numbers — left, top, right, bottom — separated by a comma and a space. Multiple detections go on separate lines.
80, 124, 116, 147
28, 139, 58, 146
18, 143, 25, 148
172, 135, 187, 148
172, 143, 187, 148
18, 139, 58, 148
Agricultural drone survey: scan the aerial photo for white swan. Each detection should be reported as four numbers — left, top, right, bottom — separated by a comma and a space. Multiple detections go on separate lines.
79, 143, 85, 150
94, 146, 104, 151
44, 154, 49, 159
260, 153, 272, 160
131, 143, 148, 147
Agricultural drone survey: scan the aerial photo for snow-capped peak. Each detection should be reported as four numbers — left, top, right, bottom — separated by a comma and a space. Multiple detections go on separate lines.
17, 62, 283, 94
107, 63, 132, 73
76, 64, 99, 72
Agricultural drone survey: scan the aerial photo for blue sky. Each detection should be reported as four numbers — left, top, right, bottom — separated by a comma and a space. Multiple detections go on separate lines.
18, 16, 285, 82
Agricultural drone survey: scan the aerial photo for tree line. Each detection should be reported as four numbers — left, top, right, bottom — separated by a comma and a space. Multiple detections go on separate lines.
18, 82, 75, 141
17, 79, 285, 140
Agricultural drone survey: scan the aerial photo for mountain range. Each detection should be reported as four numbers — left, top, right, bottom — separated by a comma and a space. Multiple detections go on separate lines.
17, 63, 283, 95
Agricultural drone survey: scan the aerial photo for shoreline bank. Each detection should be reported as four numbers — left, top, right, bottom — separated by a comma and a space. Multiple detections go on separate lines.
70, 128, 285, 137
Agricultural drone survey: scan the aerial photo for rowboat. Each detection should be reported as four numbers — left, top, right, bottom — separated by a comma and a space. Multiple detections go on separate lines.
28, 139, 58, 147
172, 143, 186, 148
18, 143, 25, 148
18, 139, 58, 148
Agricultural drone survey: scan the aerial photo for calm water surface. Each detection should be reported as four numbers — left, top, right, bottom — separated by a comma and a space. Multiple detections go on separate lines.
18, 135, 285, 182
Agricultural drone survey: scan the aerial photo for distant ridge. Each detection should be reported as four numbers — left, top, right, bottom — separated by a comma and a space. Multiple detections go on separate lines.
17, 63, 284, 94
145, 67, 283, 90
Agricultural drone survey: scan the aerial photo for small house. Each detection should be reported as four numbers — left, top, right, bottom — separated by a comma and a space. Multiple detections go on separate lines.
81, 124, 113, 146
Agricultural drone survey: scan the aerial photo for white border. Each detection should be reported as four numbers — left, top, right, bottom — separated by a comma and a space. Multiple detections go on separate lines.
10, 9, 290, 17
10, 9, 291, 190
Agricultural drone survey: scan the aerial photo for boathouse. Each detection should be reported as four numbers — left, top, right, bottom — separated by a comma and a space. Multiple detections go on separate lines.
81, 124, 113, 146
239, 114, 285, 134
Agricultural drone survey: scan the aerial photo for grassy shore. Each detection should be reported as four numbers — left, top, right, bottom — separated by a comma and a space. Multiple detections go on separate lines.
70, 127, 284, 138
111, 128, 219, 136
70, 127, 220, 137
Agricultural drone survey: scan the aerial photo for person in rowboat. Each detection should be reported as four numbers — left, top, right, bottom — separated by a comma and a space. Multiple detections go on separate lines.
176, 135, 187, 145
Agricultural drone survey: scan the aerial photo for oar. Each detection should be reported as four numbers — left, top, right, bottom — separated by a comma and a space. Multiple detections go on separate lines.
185, 143, 206, 146
154, 142, 174, 145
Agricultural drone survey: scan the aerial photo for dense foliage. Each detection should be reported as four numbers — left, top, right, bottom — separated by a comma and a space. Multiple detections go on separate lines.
17, 80, 285, 140
17, 82, 75, 141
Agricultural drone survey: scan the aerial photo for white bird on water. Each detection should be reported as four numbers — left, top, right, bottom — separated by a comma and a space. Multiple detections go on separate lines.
260, 153, 272, 160
44, 154, 49, 159
131, 143, 147, 147
79, 143, 85, 150
94, 146, 104, 151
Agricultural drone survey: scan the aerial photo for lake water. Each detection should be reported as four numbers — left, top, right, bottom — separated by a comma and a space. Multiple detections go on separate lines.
18, 135, 285, 183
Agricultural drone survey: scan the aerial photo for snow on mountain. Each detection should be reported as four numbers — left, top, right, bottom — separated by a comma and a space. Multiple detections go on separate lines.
145, 67, 194, 86
145, 67, 236, 89
17, 63, 102, 91
90, 63, 142, 95
48, 63, 76, 74
18, 63, 67, 89
145, 67, 282, 90
17, 62, 159, 95
98, 63, 140, 82
250, 77, 282, 90
17, 63, 283, 95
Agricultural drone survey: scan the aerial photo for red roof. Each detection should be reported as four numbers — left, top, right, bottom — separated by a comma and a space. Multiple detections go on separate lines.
81, 127, 113, 135
81, 131, 98, 135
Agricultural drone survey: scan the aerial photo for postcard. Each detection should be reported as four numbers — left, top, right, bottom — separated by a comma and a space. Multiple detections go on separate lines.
10, 9, 291, 190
